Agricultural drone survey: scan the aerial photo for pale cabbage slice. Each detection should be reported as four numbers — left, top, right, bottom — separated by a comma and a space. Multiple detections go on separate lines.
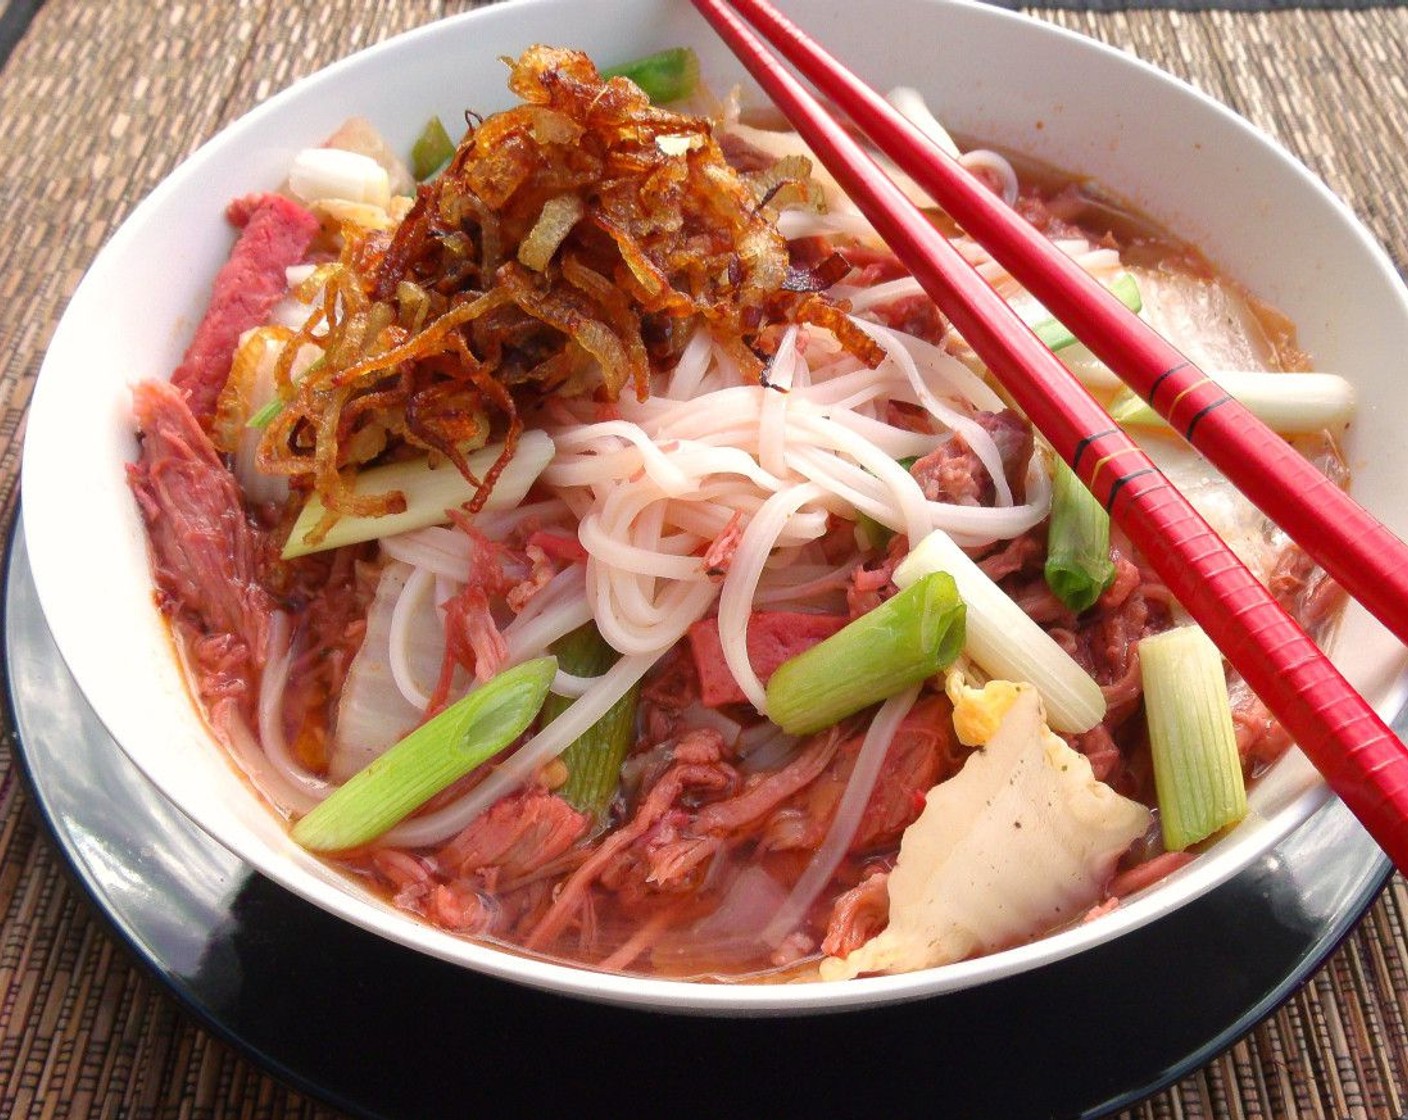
329, 560, 444, 782
820, 678, 1151, 980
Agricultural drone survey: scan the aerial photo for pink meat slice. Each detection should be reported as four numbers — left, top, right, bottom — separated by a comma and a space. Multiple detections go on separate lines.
687, 611, 847, 707
170, 193, 320, 426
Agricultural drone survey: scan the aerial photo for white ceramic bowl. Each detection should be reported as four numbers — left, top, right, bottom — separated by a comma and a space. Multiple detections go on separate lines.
20, 0, 1408, 1014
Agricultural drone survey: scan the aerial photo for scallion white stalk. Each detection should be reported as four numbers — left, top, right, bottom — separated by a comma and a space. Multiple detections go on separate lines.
282, 429, 556, 558
1107, 370, 1355, 435
894, 529, 1107, 733
1139, 625, 1247, 851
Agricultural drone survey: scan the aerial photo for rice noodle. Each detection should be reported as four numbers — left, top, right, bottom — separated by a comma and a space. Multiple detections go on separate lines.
657, 326, 715, 400
841, 276, 926, 314
502, 566, 593, 661
466, 498, 573, 540
752, 560, 854, 605
531, 318, 1055, 694
250, 613, 333, 810
380, 526, 475, 581
718, 481, 829, 712
216, 702, 327, 817
550, 669, 596, 698
959, 149, 1019, 207
388, 565, 438, 710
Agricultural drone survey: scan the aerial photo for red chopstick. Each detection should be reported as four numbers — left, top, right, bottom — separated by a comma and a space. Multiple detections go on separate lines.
691, 0, 1408, 868
710, 0, 1408, 654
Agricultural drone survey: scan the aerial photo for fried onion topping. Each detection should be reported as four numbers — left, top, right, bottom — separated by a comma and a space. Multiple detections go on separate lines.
257, 45, 872, 537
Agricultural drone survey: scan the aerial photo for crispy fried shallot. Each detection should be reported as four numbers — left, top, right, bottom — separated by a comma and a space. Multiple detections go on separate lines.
257, 46, 868, 546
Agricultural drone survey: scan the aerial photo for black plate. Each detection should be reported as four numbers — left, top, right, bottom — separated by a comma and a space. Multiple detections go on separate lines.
2, 513, 1393, 1120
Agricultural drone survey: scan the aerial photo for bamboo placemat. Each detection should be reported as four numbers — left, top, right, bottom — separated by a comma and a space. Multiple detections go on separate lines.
3, 1, 1408, 1116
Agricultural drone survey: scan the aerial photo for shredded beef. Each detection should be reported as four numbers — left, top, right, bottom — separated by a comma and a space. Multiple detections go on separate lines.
438, 787, 591, 884
1268, 542, 1348, 637
909, 408, 1034, 507
821, 867, 891, 958
127, 380, 276, 712
695, 731, 842, 837
978, 525, 1174, 800
637, 644, 702, 746
872, 294, 945, 344
526, 729, 738, 949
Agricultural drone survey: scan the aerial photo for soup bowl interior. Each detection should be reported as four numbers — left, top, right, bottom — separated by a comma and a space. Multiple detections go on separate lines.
20, 0, 1408, 1014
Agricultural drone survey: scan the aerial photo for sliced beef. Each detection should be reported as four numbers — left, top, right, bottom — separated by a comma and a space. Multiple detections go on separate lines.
170, 193, 319, 427
764, 693, 960, 855
687, 610, 847, 707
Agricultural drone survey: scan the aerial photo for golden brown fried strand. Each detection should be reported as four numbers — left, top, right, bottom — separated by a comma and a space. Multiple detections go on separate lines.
256, 45, 858, 548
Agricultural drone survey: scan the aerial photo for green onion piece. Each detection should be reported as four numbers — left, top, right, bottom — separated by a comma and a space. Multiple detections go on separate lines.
601, 47, 700, 104
292, 657, 558, 851
1032, 272, 1141, 352
411, 115, 456, 181
281, 429, 555, 559
541, 624, 640, 824
1104, 388, 1171, 433
765, 571, 965, 736
1140, 625, 1247, 851
1107, 370, 1355, 435
1044, 457, 1116, 612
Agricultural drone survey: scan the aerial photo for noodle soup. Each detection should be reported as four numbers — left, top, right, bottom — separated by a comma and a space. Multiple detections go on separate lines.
121, 45, 1354, 983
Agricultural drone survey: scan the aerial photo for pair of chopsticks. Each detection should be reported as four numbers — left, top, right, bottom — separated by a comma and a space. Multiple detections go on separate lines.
691, 0, 1408, 868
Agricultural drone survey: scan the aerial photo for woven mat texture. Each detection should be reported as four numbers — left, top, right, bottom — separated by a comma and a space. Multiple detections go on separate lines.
3, 1, 1408, 1117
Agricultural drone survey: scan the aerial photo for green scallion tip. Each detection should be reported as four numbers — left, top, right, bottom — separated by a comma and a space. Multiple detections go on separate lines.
601, 47, 700, 104
411, 115, 456, 182
291, 656, 557, 852
1044, 457, 1116, 613
541, 624, 639, 824
1033, 272, 1141, 353
765, 571, 965, 736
